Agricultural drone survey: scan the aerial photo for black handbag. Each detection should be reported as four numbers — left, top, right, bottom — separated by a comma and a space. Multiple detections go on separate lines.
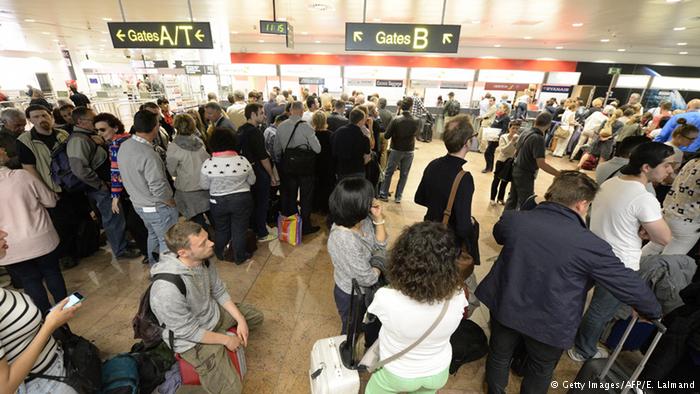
282, 120, 316, 176
495, 157, 514, 182
28, 328, 102, 394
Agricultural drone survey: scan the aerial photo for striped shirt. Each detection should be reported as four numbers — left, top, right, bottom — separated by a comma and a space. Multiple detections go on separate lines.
0, 288, 57, 374
109, 134, 131, 198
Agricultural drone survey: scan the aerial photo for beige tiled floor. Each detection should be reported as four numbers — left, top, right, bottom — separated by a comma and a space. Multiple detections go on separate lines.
57, 140, 586, 393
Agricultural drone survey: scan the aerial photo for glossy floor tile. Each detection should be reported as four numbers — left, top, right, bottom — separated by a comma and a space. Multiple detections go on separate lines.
44, 139, 587, 393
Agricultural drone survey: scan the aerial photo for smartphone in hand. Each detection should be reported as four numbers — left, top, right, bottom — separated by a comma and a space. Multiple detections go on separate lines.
52, 292, 85, 311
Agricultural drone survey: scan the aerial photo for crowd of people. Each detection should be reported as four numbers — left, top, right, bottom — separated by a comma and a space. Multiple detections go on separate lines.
0, 84, 699, 394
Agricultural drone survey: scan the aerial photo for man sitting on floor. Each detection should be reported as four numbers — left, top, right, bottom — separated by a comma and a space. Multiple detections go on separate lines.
150, 221, 264, 393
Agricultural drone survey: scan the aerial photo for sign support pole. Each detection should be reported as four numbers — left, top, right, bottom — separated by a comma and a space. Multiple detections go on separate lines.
441, 0, 447, 24
118, 0, 126, 22
363, 0, 367, 23
187, 0, 194, 22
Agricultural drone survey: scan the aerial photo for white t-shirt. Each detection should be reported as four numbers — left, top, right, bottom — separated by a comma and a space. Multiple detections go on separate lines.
302, 111, 314, 123
367, 287, 467, 378
590, 177, 663, 270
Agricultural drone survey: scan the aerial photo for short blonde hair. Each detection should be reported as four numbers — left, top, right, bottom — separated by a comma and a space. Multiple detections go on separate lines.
311, 110, 328, 131
174, 113, 197, 136
592, 98, 604, 108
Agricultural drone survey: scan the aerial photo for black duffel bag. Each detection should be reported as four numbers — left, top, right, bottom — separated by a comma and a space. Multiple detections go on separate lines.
282, 120, 316, 176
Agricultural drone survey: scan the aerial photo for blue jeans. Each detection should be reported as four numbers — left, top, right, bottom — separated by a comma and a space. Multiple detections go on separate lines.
135, 205, 179, 264
210, 192, 253, 263
251, 165, 270, 238
574, 285, 622, 358
379, 150, 414, 200
88, 189, 128, 256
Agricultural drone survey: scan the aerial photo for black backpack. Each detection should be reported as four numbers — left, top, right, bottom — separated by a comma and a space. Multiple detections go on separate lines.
49, 131, 97, 193
132, 262, 209, 349
282, 121, 316, 176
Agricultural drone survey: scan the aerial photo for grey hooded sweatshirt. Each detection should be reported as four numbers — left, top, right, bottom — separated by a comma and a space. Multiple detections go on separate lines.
149, 252, 231, 353
165, 135, 210, 192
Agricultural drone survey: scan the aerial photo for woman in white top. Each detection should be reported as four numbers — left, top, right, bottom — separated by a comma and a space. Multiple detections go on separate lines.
365, 222, 467, 394
490, 120, 520, 205
199, 127, 256, 264
552, 101, 578, 157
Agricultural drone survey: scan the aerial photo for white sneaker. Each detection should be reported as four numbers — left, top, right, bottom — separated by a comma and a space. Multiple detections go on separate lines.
258, 231, 277, 242
567, 347, 609, 363
489, 200, 497, 206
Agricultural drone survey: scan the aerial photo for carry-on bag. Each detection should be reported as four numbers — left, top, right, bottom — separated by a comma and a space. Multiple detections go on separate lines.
175, 327, 246, 385
567, 316, 666, 394
309, 279, 365, 394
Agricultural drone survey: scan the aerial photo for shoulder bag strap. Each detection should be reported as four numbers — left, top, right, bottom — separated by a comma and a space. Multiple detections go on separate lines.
373, 299, 451, 371
284, 120, 305, 151
443, 170, 467, 225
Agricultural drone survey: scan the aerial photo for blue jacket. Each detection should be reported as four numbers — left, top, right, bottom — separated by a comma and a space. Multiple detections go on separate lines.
654, 110, 700, 152
475, 202, 662, 349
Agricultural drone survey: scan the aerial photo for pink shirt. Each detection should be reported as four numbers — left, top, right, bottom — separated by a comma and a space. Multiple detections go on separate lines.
0, 167, 59, 265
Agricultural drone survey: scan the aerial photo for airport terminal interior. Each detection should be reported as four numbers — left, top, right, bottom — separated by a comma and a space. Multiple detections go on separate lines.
1, 0, 700, 393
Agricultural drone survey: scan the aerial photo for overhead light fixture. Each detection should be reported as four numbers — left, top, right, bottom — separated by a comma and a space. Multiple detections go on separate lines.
600, 38, 610, 42
315, 40, 321, 43
101, 31, 109, 34
555, 46, 564, 49
665, 0, 681, 3
523, 36, 532, 40
493, 44, 501, 47
101, 17, 112, 21
372, 18, 381, 22
301, 31, 309, 35
51, 39, 59, 42
677, 42, 687, 45
673, 26, 686, 31
537, 57, 557, 61
258, 39, 265, 43
41, 31, 51, 35
654, 62, 674, 65
594, 59, 616, 63
679, 51, 688, 54
230, 31, 238, 34
480, 56, 499, 59
617, 48, 626, 52
260, 51, 277, 54
471, 20, 481, 24
278, 17, 287, 21
572, 22, 584, 27
24, 18, 36, 22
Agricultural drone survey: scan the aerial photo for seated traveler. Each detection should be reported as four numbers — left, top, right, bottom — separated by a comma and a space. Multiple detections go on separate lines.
149, 221, 263, 394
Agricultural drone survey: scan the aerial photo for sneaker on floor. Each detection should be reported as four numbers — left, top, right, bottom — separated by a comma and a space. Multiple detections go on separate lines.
257, 233, 277, 242
567, 347, 608, 363
394, 198, 401, 204
489, 200, 497, 206
377, 195, 389, 202
117, 248, 142, 260
302, 225, 321, 235
497, 200, 505, 205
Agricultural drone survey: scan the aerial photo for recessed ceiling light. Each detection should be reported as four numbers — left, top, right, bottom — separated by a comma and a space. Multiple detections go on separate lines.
52, 39, 59, 42
600, 38, 610, 42
677, 42, 687, 46
537, 57, 557, 61
594, 59, 616, 63
372, 18, 381, 22
617, 48, 626, 52
41, 31, 51, 35
654, 62, 674, 65
101, 17, 112, 21
230, 31, 238, 34
315, 40, 321, 43
679, 51, 688, 55
471, 20, 481, 24
523, 36, 532, 40
673, 26, 686, 31
278, 17, 287, 21
24, 18, 36, 22
572, 22, 584, 27
260, 51, 277, 54
101, 31, 109, 34
493, 44, 501, 47
480, 56, 499, 59
665, 0, 681, 3
301, 31, 309, 35
258, 39, 265, 43
555, 46, 564, 49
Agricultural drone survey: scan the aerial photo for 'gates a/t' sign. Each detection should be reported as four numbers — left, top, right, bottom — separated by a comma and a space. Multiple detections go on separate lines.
345, 23, 460, 53
108, 22, 213, 49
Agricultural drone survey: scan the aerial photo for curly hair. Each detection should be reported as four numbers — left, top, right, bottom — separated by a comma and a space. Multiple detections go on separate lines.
208, 127, 239, 153
387, 222, 463, 304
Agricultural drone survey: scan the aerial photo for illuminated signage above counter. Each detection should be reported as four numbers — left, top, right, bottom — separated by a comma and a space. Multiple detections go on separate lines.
108, 22, 213, 49
345, 23, 460, 53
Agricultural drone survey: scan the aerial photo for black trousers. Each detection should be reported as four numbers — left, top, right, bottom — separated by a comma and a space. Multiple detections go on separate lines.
484, 140, 499, 171
280, 171, 315, 231
504, 167, 535, 211
48, 192, 88, 260
121, 196, 149, 257
5, 249, 67, 314
485, 318, 563, 394
490, 161, 510, 202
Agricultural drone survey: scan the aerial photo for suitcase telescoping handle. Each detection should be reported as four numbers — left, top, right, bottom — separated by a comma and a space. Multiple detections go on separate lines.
598, 316, 666, 394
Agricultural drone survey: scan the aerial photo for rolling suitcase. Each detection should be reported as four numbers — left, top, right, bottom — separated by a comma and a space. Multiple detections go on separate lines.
567, 316, 666, 394
309, 279, 364, 394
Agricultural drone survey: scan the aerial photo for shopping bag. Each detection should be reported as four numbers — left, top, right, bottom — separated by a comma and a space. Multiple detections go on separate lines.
277, 213, 302, 246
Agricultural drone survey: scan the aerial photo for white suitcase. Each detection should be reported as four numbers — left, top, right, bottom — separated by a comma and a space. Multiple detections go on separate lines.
309, 335, 360, 394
